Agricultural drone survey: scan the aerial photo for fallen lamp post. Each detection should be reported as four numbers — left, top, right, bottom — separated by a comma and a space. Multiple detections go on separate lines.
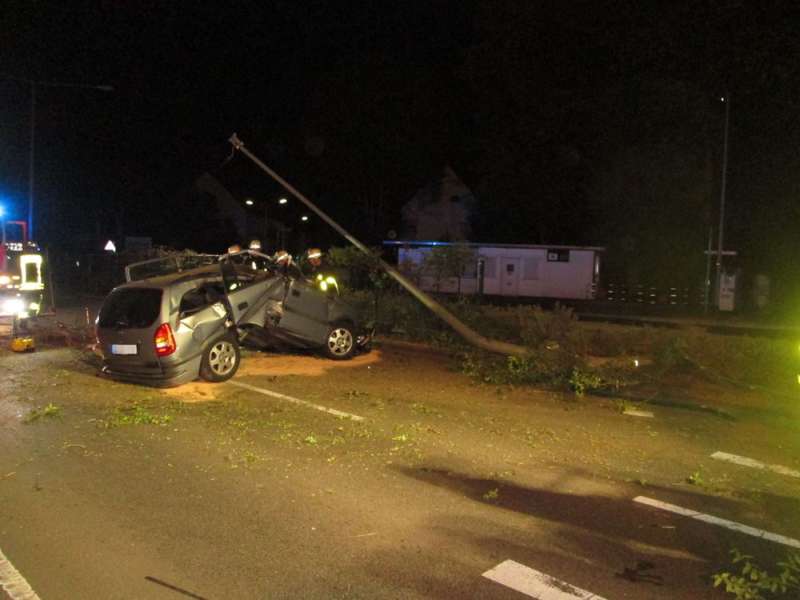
227, 133, 527, 357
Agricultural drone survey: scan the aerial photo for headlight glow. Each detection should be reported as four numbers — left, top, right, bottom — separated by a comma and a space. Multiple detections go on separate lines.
1, 298, 25, 316
0, 275, 10, 285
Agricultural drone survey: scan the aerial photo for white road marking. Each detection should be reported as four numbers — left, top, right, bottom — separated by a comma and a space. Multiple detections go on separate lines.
0, 546, 40, 600
482, 560, 607, 599
228, 380, 364, 421
634, 496, 800, 549
711, 451, 800, 479
623, 408, 654, 418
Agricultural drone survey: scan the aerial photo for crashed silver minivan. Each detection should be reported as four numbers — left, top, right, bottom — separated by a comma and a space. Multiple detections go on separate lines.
95, 251, 371, 387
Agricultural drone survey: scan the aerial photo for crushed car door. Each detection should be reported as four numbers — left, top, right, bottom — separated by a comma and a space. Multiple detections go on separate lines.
221, 260, 283, 327
278, 278, 330, 344
174, 283, 229, 348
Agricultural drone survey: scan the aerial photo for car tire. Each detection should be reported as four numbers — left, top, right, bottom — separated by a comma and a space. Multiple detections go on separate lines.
323, 323, 356, 360
199, 334, 241, 382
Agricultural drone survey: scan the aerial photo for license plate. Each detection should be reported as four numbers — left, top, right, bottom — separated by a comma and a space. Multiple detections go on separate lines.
111, 344, 138, 355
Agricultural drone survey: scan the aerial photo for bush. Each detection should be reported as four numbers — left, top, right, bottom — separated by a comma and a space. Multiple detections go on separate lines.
460, 347, 585, 388
684, 334, 796, 392
569, 368, 604, 396
713, 549, 800, 599
653, 335, 692, 373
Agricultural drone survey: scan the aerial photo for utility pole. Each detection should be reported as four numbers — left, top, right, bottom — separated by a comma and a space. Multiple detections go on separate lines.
715, 92, 731, 307
2, 75, 113, 240
28, 83, 36, 241
703, 226, 713, 313
229, 133, 528, 357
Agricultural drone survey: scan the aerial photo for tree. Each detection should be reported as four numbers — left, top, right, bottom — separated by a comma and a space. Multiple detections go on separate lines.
423, 245, 476, 294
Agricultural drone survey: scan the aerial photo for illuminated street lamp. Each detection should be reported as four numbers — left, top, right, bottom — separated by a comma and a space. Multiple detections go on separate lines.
244, 197, 293, 247
300, 215, 309, 222
714, 93, 731, 307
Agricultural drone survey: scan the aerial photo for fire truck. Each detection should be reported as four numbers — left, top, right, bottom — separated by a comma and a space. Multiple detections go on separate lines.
0, 220, 44, 319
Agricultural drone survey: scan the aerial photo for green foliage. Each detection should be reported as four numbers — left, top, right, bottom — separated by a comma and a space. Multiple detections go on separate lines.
23, 403, 61, 423
613, 398, 631, 413
568, 368, 604, 397
683, 334, 797, 392
365, 290, 796, 397
686, 470, 705, 486
586, 326, 796, 395
513, 304, 583, 349
328, 245, 395, 330
327, 246, 391, 292
460, 347, 583, 389
483, 488, 499, 501
422, 245, 476, 293
653, 335, 691, 373
100, 404, 173, 427
713, 549, 800, 599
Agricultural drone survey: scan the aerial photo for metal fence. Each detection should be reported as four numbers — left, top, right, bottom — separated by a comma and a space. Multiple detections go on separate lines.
602, 283, 706, 306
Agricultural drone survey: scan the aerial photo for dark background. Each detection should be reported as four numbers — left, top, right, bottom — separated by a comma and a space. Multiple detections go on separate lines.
2, 2, 800, 304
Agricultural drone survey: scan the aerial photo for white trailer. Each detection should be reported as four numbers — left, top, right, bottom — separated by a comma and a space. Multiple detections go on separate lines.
385, 241, 603, 300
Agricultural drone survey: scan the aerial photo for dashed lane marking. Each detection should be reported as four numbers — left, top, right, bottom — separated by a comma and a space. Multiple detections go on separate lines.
228, 380, 364, 421
634, 496, 800, 549
0, 546, 40, 600
623, 408, 654, 418
711, 451, 800, 479
482, 560, 607, 599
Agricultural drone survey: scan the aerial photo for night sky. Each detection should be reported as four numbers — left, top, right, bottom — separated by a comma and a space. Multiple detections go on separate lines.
3, 2, 800, 299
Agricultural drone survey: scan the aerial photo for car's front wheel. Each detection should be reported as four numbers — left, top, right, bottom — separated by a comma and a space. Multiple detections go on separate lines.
199, 334, 241, 382
323, 323, 355, 360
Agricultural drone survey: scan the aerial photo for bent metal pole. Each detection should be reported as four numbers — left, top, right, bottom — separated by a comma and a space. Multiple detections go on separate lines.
228, 133, 527, 357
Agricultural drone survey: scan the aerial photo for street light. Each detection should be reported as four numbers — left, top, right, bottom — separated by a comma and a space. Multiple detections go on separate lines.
3, 75, 114, 239
300, 215, 309, 222
244, 197, 292, 248
715, 92, 731, 307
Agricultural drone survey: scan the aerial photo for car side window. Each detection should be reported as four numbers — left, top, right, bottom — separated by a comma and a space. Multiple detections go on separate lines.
179, 283, 226, 316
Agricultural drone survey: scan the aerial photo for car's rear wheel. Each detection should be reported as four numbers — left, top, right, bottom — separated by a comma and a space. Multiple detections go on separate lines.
199, 334, 240, 382
323, 323, 355, 360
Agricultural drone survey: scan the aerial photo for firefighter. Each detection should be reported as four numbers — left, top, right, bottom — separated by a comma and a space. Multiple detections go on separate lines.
273, 249, 293, 275
301, 247, 324, 278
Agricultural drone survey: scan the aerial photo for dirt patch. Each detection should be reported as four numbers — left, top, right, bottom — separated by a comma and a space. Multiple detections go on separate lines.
162, 350, 384, 402
161, 381, 224, 403
238, 349, 383, 377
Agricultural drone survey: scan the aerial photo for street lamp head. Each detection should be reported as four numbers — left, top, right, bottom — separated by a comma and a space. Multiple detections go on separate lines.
278, 197, 288, 205
720, 96, 726, 102
96, 85, 114, 92
300, 215, 309, 222
245, 198, 254, 206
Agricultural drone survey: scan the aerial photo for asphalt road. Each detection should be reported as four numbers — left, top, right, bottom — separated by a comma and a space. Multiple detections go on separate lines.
0, 344, 798, 599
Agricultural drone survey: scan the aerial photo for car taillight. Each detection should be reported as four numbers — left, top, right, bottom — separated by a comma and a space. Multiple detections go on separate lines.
154, 323, 176, 357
